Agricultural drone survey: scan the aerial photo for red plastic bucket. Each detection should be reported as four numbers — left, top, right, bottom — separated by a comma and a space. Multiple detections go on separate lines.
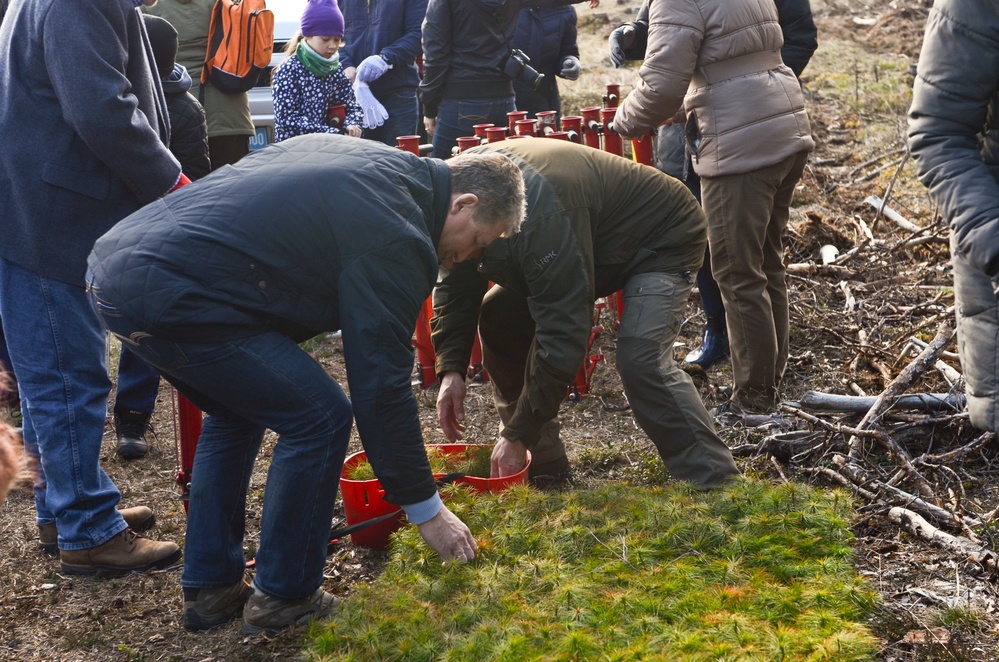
339, 451, 405, 549
427, 444, 531, 493
339, 445, 531, 549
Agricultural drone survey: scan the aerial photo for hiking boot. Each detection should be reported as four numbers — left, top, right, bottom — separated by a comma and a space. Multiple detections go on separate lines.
114, 409, 153, 460
183, 577, 252, 631
38, 505, 155, 554
242, 581, 338, 635
60, 529, 180, 575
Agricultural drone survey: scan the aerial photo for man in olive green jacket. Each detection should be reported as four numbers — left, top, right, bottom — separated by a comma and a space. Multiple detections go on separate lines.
432, 139, 738, 489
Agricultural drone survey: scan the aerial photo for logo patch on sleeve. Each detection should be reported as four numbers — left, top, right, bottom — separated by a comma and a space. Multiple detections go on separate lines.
530, 250, 558, 276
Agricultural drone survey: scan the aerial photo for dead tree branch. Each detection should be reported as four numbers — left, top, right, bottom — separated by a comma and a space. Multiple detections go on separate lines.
889, 507, 997, 573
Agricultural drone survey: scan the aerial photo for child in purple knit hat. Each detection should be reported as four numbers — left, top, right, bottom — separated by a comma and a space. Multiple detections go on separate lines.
272, 0, 363, 142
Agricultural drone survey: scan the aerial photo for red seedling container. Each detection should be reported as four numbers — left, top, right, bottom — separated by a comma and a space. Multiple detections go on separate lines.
396, 135, 421, 156
485, 126, 508, 143
506, 110, 528, 134
472, 123, 494, 139
427, 444, 531, 493
456, 136, 480, 152
339, 451, 406, 549
339, 444, 531, 549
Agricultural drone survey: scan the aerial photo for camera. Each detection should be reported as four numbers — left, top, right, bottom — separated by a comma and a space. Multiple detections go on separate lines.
504, 49, 546, 91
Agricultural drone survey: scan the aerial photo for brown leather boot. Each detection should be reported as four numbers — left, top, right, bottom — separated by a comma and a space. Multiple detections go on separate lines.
60, 529, 180, 575
38, 506, 156, 554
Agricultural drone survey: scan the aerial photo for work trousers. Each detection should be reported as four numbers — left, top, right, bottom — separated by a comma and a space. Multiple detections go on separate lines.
700, 150, 809, 411
479, 274, 739, 489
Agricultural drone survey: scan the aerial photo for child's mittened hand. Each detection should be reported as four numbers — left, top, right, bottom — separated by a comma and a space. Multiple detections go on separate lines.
346, 125, 362, 137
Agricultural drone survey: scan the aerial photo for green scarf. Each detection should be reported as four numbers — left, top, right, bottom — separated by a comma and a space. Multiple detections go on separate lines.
296, 40, 340, 78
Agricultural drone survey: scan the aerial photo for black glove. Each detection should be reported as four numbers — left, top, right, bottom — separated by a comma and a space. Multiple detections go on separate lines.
559, 56, 581, 80
608, 24, 636, 68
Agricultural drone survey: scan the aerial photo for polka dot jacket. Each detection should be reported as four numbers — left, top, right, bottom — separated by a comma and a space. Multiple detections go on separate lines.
272, 54, 364, 143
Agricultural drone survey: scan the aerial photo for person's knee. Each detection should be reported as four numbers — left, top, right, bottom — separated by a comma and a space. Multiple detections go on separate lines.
615, 336, 663, 386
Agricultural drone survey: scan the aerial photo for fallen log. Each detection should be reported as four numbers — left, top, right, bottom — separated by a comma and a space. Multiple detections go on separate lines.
796, 391, 965, 413
785, 263, 859, 279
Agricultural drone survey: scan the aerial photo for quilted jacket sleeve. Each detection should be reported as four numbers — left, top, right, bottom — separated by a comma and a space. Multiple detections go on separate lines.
168, 94, 211, 181
908, 0, 999, 277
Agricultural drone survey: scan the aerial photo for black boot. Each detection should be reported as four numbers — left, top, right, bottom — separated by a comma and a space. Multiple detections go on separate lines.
683, 325, 729, 369
113, 409, 153, 460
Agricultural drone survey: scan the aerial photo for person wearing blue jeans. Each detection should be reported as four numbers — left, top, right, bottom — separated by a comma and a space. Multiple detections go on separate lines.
87, 135, 524, 634
0, 0, 183, 573
339, 0, 427, 145
420, 0, 595, 159
113, 348, 159, 459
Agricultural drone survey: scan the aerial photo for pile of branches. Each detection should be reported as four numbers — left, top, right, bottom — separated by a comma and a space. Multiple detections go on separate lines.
725, 173, 999, 577
734, 320, 998, 574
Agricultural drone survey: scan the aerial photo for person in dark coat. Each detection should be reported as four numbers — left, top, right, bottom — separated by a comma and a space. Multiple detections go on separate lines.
339, 0, 428, 145
608, 0, 817, 373
144, 15, 211, 180
87, 134, 526, 634
0, 0, 183, 574
420, 0, 596, 158
105, 14, 213, 462
908, 0, 999, 432
511, 6, 581, 118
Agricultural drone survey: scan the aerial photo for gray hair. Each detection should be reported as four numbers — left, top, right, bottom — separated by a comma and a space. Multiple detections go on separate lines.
448, 152, 526, 237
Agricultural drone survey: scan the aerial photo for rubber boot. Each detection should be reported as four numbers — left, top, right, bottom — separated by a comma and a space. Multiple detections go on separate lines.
683, 324, 729, 369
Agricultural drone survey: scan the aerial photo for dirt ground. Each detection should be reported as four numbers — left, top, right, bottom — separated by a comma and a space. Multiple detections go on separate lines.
4, 1, 999, 660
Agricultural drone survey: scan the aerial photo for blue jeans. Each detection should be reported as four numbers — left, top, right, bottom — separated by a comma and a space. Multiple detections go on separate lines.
0, 258, 125, 550
88, 280, 353, 599
363, 90, 420, 146
431, 96, 516, 159
114, 346, 159, 415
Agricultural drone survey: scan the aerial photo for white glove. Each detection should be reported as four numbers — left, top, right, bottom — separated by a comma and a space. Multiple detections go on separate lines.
355, 54, 391, 83
353, 80, 389, 129
559, 55, 581, 81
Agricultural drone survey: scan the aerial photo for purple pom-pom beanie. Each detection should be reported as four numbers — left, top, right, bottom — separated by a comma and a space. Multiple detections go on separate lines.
300, 0, 345, 37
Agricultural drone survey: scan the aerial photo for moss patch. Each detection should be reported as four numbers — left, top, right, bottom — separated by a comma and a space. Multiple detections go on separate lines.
307, 478, 878, 661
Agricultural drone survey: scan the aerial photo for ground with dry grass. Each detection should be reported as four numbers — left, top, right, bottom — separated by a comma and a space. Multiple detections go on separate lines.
3, 1, 999, 660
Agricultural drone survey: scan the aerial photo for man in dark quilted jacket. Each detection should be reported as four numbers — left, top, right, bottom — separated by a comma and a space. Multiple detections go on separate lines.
87, 134, 525, 633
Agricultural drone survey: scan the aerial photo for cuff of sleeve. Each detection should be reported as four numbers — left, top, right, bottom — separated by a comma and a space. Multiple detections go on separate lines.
436, 362, 469, 381
169, 172, 191, 193
501, 422, 539, 448
400, 492, 443, 525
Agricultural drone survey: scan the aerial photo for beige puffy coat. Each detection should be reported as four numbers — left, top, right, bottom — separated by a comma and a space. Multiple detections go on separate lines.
613, 0, 814, 177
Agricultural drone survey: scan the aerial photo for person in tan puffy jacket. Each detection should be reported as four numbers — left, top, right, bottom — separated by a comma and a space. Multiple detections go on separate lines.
613, 0, 814, 418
